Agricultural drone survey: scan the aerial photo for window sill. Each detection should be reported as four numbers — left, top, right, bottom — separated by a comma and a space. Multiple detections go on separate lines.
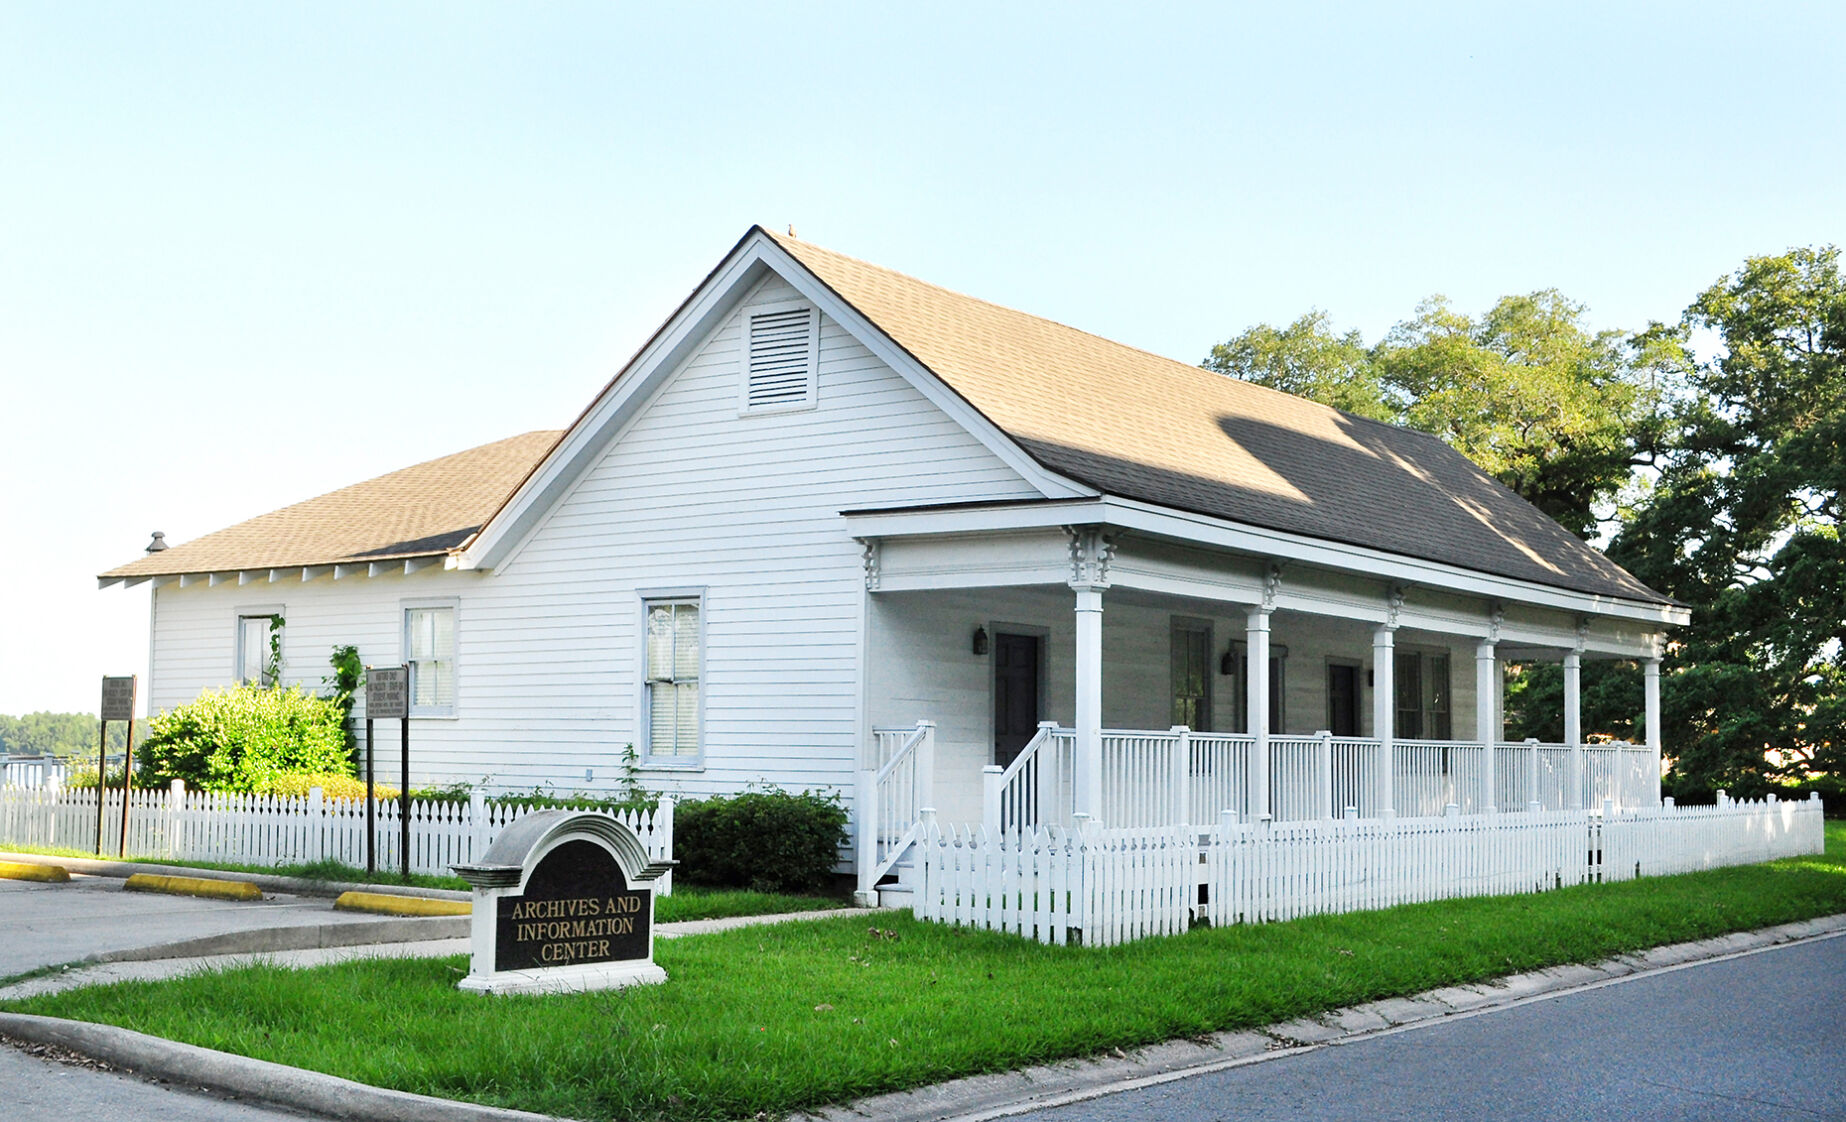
639, 759, 705, 772
408, 712, 460, 721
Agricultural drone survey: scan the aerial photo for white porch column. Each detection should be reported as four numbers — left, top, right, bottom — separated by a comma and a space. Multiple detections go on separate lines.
1372, 623, 1396, 817
1564, 651, 1584, 810
1074, 586, 1105, 820
1066, 526, 1113, 823
1246, 607, 1271, 821
1476, 641, 1498, 813
1643, 655, 1663, 806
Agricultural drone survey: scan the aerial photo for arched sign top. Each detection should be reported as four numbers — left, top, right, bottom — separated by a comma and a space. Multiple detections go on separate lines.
455, 809, 672, 890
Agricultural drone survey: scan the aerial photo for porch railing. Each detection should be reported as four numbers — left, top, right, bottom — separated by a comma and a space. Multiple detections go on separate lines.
979, 726, 1661, 832
985, 723, 1074, 832
856, 721, 935, 899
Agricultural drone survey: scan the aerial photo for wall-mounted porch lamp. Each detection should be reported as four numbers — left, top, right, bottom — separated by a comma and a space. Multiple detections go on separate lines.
972, 626, 989, 656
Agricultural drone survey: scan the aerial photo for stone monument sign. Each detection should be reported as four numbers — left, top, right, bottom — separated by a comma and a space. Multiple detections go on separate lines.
453, 810, 672, 994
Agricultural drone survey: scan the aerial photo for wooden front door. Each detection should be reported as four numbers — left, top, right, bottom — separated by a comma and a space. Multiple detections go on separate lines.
993, 632, 1042, 768
1328, 663, 1360, 738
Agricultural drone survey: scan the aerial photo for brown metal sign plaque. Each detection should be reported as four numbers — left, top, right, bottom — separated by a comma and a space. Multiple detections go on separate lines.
100, 676, 136, 721
493, 839, 651, 972
366, 666, 408, 719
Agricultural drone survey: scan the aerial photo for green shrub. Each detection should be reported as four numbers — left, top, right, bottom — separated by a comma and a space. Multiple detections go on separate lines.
255, 772, 399, 801
139, 685, 352, 794
65, 765, 161, 790
673, 788, 848, 893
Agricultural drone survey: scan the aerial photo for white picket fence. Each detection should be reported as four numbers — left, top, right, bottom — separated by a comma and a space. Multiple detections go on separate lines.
916, 794, 1825, 946
912, 818, 1193, 947
0, 783, 674, 892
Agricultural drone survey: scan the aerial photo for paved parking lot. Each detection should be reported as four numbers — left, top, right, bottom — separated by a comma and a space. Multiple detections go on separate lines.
0, 874, 385, 977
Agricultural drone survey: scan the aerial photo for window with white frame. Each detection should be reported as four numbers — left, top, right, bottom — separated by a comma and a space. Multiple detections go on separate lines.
1170, 618, 1213, 732
237, 613, 282, 686
741, 302, 819, 412
1394, 650, 1452, 739
405, 606, 456, 715
643, 599, 701, 761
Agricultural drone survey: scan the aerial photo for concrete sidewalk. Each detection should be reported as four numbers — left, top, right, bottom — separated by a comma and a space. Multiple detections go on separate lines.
0, 876, 454, 978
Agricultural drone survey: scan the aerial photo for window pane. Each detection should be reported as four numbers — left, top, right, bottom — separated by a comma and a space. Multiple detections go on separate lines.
646, 606, 675, 680
240, 617, 269, 684
1395, 653, 1423, 739
674, 681, 699, 753
1170, 624, 1209, 730
674, 604, 700, 681
1428, 655, 1450, 713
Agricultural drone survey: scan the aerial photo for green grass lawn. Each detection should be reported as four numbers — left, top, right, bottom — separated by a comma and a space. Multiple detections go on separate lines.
0, 845, 846, 924
8, 823, 1844, 1122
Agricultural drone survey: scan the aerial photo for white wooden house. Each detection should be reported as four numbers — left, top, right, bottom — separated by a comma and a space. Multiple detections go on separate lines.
101, 227, 1685, 901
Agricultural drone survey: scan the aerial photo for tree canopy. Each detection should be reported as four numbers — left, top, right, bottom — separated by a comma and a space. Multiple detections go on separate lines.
1205, 291, 1663, 536
1204, 247, 1845, 795
0, 711, 137, 758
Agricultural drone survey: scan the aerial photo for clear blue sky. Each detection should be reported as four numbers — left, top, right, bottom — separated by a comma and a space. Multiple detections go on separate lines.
3, 2, 1842, 716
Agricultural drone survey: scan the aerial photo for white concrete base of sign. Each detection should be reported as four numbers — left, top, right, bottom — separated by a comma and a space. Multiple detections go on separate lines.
459, 960, 668, 996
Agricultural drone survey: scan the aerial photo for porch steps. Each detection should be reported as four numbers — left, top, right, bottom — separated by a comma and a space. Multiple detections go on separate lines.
874, 853, 920, 910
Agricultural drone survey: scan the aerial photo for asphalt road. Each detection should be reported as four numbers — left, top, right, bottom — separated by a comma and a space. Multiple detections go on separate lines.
0, 874, 384, 976
1009, 934, 1846, 1122
0, 1040, 320, 1122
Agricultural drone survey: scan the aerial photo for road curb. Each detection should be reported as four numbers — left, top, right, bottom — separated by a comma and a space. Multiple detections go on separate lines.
0, 851, 471, 902
335, 891, 472, 918
803, 912, 1846, 1122
0, 861, 70, 883
0, 1011, 569, 1122
124, 873, 263, 901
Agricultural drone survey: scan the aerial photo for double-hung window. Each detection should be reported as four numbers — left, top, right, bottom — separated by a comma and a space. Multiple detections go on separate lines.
643, 598, 701, 762
237, 612, 282, 686
405, 606, 456, 716
1394, 650, 1452, 739
1170, 618, 1213, 731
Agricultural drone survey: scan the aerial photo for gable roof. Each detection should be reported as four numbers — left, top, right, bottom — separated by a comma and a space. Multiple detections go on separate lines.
763, 230, 1669, 606
99, 431, 562, 580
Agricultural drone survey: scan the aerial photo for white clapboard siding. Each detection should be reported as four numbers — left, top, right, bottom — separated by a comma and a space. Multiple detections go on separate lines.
142, 270, 1043, 805
0, 785, 674, 892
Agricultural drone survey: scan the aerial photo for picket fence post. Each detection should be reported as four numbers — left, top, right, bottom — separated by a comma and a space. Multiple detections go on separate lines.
308, 786, 325, 863
468, 788, 488, 864
167, 779, 184, 860
656, 795, 675, 895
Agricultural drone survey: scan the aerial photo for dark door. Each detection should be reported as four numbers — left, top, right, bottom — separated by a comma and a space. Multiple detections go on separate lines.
993, 633, 1042, 767
1327, 663, 1359, 738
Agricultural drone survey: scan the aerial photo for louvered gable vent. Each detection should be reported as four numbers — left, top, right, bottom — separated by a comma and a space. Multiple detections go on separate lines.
743, 303, 818, 412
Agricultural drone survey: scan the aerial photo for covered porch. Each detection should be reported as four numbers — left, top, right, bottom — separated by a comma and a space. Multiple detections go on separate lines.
850, 501, 1678, 900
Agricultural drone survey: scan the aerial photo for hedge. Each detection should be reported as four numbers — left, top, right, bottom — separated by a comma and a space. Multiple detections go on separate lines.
673, 788, 848, 894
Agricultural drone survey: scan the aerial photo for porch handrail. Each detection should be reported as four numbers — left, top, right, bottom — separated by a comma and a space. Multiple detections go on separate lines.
856, 721, 935, 902
985, 722, 1070, 834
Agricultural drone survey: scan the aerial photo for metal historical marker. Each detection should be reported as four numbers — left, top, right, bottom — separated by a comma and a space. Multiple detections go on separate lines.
96, 676, 137, 856
454, 810, 672, 994
362, 665, 409, 876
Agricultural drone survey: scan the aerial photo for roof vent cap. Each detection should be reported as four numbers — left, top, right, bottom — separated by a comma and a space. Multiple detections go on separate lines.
145, 531, 168, 553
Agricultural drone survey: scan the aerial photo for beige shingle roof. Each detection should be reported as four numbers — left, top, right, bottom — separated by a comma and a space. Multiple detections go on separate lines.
768, 229, 1668, 605
100, 431, 562, 579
